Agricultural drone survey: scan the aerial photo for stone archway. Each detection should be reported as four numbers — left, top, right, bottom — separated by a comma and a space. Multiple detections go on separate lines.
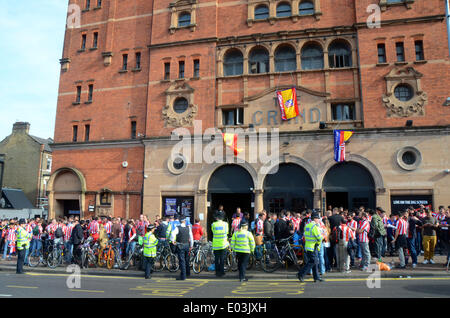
48, 167, 86, 219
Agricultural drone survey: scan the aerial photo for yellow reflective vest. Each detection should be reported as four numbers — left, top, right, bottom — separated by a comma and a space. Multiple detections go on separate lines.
211, 220, 229, 250
143, 232, 158, 257
16, 226, 31, 250
230, 229, 255, 254
304, 222, 323, 252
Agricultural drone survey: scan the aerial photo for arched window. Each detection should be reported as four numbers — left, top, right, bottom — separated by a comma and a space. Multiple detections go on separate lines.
301, 43, 323, 70
249, 47, 269, 74
276, 2, 291, 17
275, 45, 296, 72
328, 41, 352, 68
178, 12, 191, 27
173, 97, 189, 113
223, 49, 243, 76
299, 1, 315, 15
254, 5, 269, 20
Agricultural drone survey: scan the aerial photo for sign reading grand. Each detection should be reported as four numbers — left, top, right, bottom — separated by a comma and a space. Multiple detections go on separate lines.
243, 85, 329, 131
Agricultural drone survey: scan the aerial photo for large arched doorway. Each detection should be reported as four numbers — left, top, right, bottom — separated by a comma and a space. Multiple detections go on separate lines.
323, 162, 375, 210
49, 168, 85, 219
263, 163, 314, 213
207, 164, 254, 237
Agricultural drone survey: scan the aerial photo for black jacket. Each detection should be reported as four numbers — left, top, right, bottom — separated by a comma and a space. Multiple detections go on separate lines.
274, 219, 291, 240
71, 224, 84, 245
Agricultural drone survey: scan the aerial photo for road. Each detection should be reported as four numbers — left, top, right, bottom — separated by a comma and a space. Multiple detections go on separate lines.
0, 272, 449, 298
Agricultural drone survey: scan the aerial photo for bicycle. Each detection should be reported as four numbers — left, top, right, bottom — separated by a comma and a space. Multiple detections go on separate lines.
154, 239, 179, 272
261, 236, 301, 273
28, 239, 45, 267
47, 239, 65, 269
97, 240, 118, 269
79, 237, 97, 269
122, 243, 144, 270
191, 241, 207, 274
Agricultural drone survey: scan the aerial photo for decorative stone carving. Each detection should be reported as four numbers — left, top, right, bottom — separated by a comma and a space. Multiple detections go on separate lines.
162, 81, 198, 127
382, 66, 428, 118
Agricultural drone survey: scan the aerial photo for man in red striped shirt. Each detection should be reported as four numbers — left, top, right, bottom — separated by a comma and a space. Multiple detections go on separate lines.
337, 219, 353, 273
392, 211, 409, 268
89, 217, 100, 241
231, 215, 241, 234
357, 213, 371, 271
346, 211, 358, 268
64, 218, 74, 263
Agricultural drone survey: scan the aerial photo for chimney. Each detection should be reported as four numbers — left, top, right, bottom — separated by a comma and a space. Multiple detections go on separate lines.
12, 122, 30, 134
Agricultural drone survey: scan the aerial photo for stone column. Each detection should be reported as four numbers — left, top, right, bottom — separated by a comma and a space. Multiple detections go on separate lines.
253, 189, 264, 214
196, 189, 208, 229
313, 189, 322, 210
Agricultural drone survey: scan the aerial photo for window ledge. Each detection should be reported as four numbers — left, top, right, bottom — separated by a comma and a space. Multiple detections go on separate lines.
82, 9, 90, 13
376, 62, 389, 67
93, 6, 102, 10
118, 69, 128, 73
131, 68, 142, 72
72, 102, 81, 106
175, 78, 186, 82
218, 124, 249, 129
169, 24, 197, 34
85, 101, 93, 105
89, 47, 98, 51
394, 61, 408, 66
414, 60, 427, 64
161, 79, 171, 83
77, 49, 86, 53
190, 76, 200, 80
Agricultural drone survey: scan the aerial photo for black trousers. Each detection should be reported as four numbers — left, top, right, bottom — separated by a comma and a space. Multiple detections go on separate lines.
177, 244, 190, 279
298, 250, 320, 281
214, 249, 226, 276
16, 248, 26, 274
143, 256, 155, 278
236, 252, 250, 281
73, 244, 81, 264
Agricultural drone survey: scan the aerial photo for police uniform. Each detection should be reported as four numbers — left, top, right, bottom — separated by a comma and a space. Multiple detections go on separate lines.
171, 217, 193, 280
230, 220, 255, 282
211, 216, 229, 277
142, 225, 158, 279
16, 219, 31, 274
297, 213, 324, 283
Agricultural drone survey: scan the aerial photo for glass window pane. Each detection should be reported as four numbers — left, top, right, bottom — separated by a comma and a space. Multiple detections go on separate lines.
174, 98, 189, 113
275, 46, 296, 72
255, 5, 269, 19
299, 1, 314, 15
276, 3, 291, 17
178, 12, 191, 27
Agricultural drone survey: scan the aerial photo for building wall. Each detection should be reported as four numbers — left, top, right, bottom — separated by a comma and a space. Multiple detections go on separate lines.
0, 132, 41, 207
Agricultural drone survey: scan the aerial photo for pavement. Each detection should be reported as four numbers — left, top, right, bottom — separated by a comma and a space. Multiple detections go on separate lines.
1, 254, 449, 280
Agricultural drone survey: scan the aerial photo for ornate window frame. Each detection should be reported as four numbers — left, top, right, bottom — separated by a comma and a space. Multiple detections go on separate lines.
169, 0, 197, 34
162, 82, 198, 127
247, 0, 322, 27
382, 66, 428, 118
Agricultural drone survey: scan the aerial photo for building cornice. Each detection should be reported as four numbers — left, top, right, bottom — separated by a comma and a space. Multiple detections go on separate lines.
353, 14, 445, 29
50, 139, 144, 150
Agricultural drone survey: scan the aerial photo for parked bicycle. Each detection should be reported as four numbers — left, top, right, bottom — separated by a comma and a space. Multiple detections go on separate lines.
28, 239, 47, 267
261, 236, 301, 273
47, 238, 65, 269
79, 237, 97, 269
97, 239, 119, 269
121, 243, 144, 270
153, 240, 179, 272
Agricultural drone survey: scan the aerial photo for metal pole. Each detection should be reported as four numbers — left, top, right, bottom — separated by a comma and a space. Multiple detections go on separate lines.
446, 0, 450, 58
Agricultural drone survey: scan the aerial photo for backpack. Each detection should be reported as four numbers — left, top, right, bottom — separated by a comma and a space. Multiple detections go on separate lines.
368, 221, 376, 239
55, 227, 63, 238
32, 226, 40, 236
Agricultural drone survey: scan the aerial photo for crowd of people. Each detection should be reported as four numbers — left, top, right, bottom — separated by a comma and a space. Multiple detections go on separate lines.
0, 204, 449, 275
237, 204, 450, 274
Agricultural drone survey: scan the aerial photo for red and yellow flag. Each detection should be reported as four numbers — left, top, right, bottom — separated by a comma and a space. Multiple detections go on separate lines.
222, 133, 243, 156
276, 87, 299, 121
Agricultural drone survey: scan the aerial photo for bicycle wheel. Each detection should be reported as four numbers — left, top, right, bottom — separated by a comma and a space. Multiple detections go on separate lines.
231, 251, 238, 272
106, 248, 115, 269
28, 249, 42, 267
165, 253, 179, 272
192, 251, 206, 274
47, 250, 59, 269
153, 251, 165, 272
288, 248, 301, 270
246, 254, 254, 270
261, 248, 280, 273
88, 252, 97, 268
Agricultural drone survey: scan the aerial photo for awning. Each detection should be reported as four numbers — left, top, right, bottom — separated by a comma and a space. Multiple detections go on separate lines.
1, 189, 34, 209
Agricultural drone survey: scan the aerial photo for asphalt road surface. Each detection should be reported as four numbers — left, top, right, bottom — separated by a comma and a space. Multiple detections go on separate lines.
0, 272, 449, 298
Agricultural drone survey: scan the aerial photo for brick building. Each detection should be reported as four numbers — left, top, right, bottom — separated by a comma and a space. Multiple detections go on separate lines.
49, 0, 450, 228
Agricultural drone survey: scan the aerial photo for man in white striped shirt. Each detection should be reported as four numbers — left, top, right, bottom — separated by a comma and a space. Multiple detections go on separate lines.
392, 211, 409, 268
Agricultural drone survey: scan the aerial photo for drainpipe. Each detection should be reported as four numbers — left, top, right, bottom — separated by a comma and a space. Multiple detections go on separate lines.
446, 0, 450, 58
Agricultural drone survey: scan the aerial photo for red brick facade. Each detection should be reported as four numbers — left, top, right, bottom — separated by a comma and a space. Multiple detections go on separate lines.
50, 0, 450, 218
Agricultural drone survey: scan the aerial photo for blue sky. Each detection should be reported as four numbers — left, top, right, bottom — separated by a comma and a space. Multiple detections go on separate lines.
0, 0, 68, 141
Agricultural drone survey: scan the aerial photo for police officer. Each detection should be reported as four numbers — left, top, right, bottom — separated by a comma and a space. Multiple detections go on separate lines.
171, 216, 193, 280
297, 213, 325, 283
16, 219, 31, 274
142, 224, 158, 279
230, 219, 255, 282
211, 213, 229, 277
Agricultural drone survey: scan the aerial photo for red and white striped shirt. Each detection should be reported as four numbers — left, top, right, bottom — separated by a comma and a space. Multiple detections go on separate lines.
382, 216, 389, 225
347, 220, 357, 239
339, 224, 354, 242
25, 224, 33, 234
46, 224, 57, 240
437, 214, 446, 222
395, 218, 408, 236
358, 220, 370, 243
32, 224, 43, 240
291, 217, 301, 232
231, 218, 241, 233
89, 221, 99, 234
255, 219, 264, 236
6, 227, 17, 241
104, 221, 112, 235
63, 224, 74, 242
